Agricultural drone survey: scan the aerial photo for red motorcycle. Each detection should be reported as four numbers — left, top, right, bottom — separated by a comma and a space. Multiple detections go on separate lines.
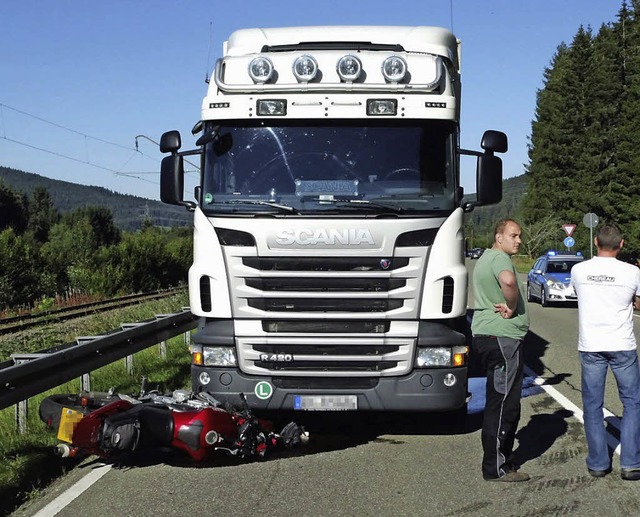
40, 389, 306, 461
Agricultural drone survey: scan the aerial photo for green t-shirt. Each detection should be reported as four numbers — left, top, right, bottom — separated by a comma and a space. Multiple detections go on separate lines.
471, 248, 529, 340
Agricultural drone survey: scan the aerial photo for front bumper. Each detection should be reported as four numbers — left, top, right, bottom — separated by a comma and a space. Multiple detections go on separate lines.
191, 366, 468, 412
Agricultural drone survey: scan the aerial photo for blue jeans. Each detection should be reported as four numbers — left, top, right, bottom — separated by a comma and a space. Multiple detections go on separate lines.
580, 351, 640, 471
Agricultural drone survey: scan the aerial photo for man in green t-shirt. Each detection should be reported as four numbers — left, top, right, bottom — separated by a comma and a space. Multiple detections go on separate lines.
471, 218, 530, 482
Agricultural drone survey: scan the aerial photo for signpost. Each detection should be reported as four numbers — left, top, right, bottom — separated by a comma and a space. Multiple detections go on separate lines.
562, 224, 577, 251
583, 213, 599, 258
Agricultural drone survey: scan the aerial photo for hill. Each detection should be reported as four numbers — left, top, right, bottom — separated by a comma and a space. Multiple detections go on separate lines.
1, 165, 527, 235
464, 173, 528, 247
0, 166, 192, 231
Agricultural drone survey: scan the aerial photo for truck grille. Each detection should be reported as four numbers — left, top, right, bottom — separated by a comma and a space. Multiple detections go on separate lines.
245, 277, 406, 292
243, 257, 409, 271
222, 238, 436, 376
237, 338, 414, 376
248, 298, 403, 312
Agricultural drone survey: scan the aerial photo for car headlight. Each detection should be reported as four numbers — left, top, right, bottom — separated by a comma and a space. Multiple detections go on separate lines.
192, 346, 237, 367
415, 346, 467, 367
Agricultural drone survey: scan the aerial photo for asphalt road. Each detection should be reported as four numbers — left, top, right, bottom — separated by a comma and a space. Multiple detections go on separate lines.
14, 265, 640, 517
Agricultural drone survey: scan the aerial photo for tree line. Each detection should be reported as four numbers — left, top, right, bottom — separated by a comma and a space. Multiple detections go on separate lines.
0, 180, 192, 311
522, 0, 640, 260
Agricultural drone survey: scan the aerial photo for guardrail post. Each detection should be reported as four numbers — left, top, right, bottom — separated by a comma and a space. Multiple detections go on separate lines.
121, 324, 145, 374
182, 307, 192, 348
15, 399, 28, 435
81, 373, 91, 392
125, 354, 134, 375
10, 354, 49, 433
155, 315, 172, 359
76, 337, 105, 391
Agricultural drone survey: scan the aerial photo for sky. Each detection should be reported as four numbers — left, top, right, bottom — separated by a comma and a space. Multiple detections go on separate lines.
0, 0, 624, 201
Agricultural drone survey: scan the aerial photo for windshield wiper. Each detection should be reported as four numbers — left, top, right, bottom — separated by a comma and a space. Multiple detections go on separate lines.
215, 199, 299, 214
339, 199, 406, 213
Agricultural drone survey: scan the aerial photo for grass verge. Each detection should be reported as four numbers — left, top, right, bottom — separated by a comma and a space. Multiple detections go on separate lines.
0, 291, 191, 516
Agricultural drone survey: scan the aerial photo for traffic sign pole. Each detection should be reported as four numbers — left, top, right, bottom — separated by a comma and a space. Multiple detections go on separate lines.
583, 213, 599, 258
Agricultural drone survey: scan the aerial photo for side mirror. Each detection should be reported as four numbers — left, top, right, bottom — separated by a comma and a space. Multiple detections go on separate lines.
475, 154, 502, 206
160, 130, 182, 154
161, 155, 196, 209
481, 130, 508, 154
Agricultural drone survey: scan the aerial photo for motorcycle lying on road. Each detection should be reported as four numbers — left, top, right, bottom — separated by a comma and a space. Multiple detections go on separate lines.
39, 387, 307, 462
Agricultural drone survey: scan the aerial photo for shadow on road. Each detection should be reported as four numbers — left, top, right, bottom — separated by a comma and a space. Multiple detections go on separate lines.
511, 408, 574, 468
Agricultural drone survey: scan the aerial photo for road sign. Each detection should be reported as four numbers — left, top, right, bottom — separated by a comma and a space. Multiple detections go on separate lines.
564, 236, 575, 248
562, 224, 576, 237
583, 213, 599, 229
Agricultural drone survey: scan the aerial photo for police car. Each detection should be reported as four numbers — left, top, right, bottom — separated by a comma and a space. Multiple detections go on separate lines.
526, 251, 584, 306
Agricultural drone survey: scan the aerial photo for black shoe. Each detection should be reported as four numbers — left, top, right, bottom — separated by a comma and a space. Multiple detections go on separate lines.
485, 470, 530, 482
587, 468, 609, 478
621, 468, 640, 481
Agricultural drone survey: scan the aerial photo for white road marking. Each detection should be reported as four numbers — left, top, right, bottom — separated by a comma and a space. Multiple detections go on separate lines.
31, 463, 112, 517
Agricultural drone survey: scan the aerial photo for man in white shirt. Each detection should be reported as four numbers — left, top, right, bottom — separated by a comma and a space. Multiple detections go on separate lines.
570, 225, 640, 480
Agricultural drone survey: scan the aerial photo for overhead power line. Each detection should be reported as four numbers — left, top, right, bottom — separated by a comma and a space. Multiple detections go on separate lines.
0, 102, 199, 181
0, 102, 134, 152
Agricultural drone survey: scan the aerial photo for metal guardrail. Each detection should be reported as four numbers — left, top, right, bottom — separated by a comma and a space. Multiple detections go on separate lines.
0, 309, 198, 412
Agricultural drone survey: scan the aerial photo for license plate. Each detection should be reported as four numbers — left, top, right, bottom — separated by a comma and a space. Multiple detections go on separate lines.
57, 407, 84, 443
294, 395, 358, 411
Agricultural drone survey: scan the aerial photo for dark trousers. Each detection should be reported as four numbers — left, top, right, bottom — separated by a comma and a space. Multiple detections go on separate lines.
474, 335, 524, 479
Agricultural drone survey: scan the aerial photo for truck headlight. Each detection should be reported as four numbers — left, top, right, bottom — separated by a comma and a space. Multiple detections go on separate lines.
198, 346, 237, 367
415, 346, 467, 367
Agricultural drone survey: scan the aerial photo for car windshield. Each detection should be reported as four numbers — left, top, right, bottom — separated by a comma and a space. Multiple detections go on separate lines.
547, 260, 582, 273
200, 119, 457, 215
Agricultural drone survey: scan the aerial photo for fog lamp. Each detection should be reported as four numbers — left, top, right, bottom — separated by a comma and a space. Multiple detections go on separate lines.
443, 373, 457, 387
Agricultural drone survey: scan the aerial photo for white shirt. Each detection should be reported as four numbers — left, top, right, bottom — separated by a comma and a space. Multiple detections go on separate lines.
570, 256, 640, 352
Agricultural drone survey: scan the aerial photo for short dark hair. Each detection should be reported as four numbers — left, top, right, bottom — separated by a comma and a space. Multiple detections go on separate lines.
595, 225, 623, 250
494, 218, 520, 241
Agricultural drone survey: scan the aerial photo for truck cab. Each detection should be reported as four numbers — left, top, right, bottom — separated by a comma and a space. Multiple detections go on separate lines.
160, 26, 506, 414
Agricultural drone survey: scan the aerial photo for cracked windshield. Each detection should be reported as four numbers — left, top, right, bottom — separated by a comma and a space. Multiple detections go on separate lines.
202, 120, 456, 215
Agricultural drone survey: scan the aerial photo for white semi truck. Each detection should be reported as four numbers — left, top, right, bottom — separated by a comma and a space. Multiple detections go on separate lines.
160, 26, 506, 415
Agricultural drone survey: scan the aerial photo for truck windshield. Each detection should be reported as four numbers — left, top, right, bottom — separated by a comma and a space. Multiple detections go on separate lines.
201, 120, 457, 215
